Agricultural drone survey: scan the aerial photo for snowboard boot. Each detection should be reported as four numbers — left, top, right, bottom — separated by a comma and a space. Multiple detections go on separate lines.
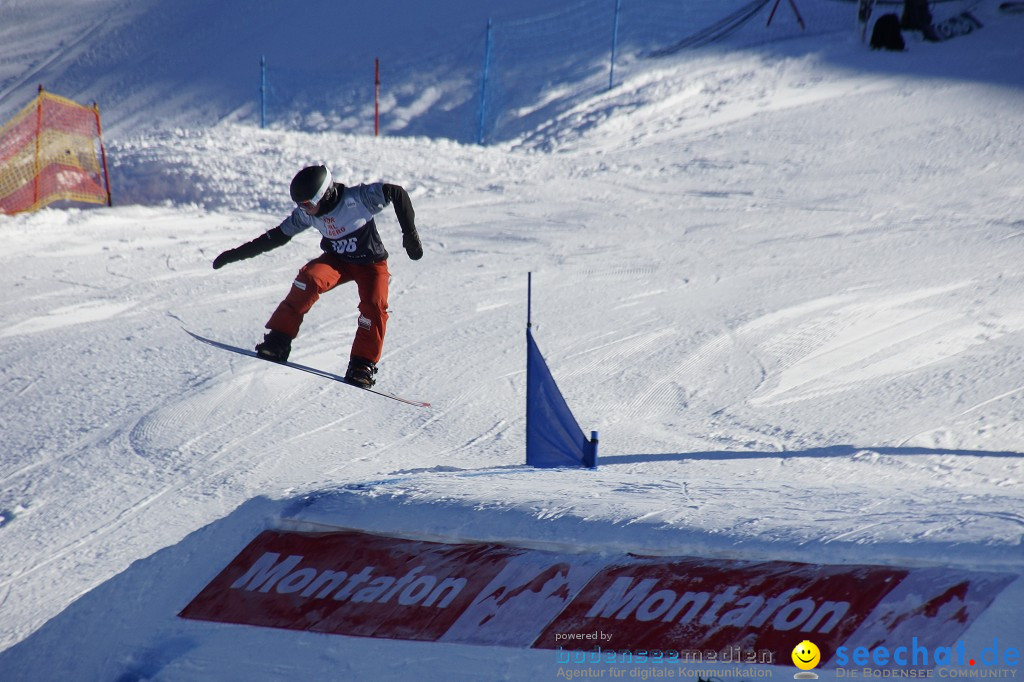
255, 330, 292, 362
344, 357, 378, 388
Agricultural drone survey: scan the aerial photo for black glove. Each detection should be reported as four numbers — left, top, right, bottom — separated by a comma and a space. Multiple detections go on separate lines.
403, 229, 423, 260
382, 184, 422, 261
212, 228, 291, 269
212, 248, 242, 269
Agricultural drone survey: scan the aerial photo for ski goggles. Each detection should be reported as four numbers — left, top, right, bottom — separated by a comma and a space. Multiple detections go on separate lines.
298, 170, 332, 209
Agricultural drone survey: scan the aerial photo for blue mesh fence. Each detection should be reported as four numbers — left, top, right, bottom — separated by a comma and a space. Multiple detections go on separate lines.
256, 0, 968, 145
478, 0, 859, 143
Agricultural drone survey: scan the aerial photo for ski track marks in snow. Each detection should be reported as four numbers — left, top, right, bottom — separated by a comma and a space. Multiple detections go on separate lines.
0, 300, 136, 338
747, 282, 990, 406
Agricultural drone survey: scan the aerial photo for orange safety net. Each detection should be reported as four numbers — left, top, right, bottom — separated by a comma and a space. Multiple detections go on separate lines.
0, 89, 111, 214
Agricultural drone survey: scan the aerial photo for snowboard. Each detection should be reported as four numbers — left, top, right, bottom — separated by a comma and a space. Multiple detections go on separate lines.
186, 330, 430, 408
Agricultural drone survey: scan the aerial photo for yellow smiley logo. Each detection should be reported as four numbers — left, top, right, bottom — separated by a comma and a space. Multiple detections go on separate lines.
792, 640, 821, 670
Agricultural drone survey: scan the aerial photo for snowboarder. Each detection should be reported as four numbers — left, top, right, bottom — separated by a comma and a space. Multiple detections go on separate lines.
211, 165, 423, 388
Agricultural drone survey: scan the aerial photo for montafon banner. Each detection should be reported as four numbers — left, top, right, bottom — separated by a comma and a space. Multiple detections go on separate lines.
180, 529, 1014, 668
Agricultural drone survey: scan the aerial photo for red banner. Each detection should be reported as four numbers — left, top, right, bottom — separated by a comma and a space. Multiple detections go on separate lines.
533, 557, 906, 662
181, 530, 525, 640
179, 528, 1013, 666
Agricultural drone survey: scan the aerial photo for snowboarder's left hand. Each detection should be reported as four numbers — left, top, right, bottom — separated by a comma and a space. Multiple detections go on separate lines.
403, 229, 423, 260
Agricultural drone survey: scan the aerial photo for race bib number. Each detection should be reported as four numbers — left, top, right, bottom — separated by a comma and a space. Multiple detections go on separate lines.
329, 237, 358, 254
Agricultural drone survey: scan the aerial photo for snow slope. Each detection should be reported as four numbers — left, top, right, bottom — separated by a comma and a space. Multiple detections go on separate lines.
0, 0, 1022, 680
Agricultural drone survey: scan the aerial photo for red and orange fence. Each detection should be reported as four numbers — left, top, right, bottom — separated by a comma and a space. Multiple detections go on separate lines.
0, 86, 112, 215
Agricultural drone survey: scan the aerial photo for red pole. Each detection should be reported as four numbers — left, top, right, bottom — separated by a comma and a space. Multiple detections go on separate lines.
34, 85, 43, 211
374, 58, 380, 137
93, 102, 113, 206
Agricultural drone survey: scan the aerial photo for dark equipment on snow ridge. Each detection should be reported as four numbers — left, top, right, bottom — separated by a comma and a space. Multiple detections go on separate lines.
871, 13, 906, 51
290, 165, 333, 205
901, 0, 941, 41
901, 0, 933, 30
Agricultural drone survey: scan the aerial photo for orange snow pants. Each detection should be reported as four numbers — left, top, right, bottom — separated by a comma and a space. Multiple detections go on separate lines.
265, 255, 390, 363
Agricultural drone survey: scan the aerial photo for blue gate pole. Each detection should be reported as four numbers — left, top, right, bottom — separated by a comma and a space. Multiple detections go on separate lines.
527, 271, 533, 328
609, 0, 622, 90
260, 55, 267, 129
477, 18, 493, 145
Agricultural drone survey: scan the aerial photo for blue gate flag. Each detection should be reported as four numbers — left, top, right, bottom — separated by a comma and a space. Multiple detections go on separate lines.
526, 327, 597, 468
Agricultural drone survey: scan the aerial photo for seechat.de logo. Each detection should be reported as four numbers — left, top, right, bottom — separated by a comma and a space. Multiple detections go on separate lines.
793, 640, 821, 679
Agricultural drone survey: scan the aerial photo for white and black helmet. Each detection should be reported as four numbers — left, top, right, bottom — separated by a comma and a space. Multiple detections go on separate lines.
290, 165, 332, 205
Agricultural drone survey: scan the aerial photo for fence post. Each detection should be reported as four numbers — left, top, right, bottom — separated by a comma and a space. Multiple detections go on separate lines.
476, 17, 493, 145
609, 0, 622, 90
93, 101, 113, 206
260, 55, 267, 129
34, 85, 43, 210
